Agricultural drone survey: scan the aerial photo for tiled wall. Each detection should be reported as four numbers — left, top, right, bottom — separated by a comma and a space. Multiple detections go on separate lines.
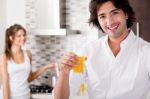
26, 0, 95, 86
26, 35, 67, 86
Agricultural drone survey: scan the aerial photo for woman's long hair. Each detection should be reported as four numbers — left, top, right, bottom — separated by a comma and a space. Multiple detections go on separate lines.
5, 24, 26, 60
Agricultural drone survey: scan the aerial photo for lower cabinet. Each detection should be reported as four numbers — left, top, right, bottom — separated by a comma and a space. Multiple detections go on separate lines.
31, 93, 53, 99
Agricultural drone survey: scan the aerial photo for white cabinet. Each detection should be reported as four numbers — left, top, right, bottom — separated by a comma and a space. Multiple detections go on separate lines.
6, 0, 26, 27
31, 93, 53, 99
0, 0, 6, 54
0, 0, 26, 54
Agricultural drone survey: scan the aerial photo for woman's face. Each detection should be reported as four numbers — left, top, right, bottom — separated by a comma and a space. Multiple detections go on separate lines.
11, 29, 27, 46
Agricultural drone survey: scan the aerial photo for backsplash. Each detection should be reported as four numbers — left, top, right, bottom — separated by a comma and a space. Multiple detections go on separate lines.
25, 35, 67, 86
25, 0, 96, 86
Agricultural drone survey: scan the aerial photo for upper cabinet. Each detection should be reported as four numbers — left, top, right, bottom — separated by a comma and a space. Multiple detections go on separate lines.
129, 0, 150, 42
6, 0, 26, 27
0, 0, 6, 54
0, 0, 26, 53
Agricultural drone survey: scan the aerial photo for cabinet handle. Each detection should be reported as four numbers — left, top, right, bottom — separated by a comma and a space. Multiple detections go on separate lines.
136, 22, 139, 37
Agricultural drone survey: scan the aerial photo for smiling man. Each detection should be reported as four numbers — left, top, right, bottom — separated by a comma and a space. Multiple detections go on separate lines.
54, 0, 150, 99
97, 1, 129, 56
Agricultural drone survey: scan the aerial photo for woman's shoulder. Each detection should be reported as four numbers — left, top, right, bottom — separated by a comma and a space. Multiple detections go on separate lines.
26, 50, 31, 55
0, 53, 7, 61
24, 50, 32, 58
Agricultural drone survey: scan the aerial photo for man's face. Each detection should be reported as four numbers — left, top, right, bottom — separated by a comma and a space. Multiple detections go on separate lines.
97, 1, 128, 39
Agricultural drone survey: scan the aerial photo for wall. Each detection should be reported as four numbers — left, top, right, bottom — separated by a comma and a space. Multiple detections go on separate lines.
26, 0, 99, 86
0, 0, 6, 54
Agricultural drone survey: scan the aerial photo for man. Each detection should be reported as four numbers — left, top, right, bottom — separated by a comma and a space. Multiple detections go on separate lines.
54, 0, 150, 99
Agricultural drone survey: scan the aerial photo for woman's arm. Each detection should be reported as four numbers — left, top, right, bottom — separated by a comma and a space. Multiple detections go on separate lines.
26, 50, 55, 82
28, 63, 55, 82
0, 54, 10, 99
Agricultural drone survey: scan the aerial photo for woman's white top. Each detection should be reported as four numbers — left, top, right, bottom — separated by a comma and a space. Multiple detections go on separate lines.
69, 30, 150, 99
0, 50, 31, 99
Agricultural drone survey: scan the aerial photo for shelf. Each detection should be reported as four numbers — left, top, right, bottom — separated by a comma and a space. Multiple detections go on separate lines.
29, 29, 66, 36
28, 29, 80, 36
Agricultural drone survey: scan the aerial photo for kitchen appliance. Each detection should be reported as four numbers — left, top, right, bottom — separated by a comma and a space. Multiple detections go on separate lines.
30, 84, 53, 94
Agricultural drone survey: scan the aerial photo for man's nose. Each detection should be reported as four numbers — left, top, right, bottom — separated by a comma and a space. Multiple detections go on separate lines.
106, 15, 114, 26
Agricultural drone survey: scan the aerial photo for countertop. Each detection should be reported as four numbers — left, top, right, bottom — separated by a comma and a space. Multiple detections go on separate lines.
31, 93, 89, 99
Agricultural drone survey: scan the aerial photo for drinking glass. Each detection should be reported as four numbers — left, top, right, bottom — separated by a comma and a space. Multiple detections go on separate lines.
73, 56, 85, 73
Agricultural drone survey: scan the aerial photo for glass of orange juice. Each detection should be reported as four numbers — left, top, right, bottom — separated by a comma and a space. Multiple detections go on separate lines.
73, 56, 85, 73
73, 56, 86, 94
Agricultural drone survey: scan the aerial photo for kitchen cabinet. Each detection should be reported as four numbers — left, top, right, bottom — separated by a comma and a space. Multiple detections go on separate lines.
0, 0, 25, 54
31, 94, 89, 99
6, 0, 26, 27
129, 0, 150, 42
31, 93, 53, 99
0, 0, 6, 54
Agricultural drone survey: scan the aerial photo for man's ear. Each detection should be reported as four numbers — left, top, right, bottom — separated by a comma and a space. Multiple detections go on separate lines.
125, 13, 128, 19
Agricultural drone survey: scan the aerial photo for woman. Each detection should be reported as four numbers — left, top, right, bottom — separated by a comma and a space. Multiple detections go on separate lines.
0, 24, 55, 99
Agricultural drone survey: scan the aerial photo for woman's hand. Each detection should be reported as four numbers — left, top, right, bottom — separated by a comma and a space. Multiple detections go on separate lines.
45, 63, 56, 70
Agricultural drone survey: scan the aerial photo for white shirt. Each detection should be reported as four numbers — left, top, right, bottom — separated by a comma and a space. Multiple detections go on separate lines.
0, 50, 31, 99
69, 30, 150, 99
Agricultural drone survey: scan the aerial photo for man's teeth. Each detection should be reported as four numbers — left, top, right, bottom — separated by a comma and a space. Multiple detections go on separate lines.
108, 25, 118, 30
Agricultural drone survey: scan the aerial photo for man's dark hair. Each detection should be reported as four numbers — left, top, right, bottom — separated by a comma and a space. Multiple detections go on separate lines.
89, 0, 136, 32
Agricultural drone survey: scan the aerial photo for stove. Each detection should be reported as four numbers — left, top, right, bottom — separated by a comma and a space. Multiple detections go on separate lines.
30, 84, 53, 94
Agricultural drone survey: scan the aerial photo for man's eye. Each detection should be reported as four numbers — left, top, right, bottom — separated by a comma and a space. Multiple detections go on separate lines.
113, 11, 119, 15
99, 16, 105, 19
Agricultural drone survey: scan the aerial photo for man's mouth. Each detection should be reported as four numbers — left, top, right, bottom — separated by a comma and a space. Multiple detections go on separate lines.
107, 23, 119, 33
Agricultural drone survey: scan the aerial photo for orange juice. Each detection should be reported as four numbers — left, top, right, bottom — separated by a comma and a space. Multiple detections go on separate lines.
73, 56, 85, 73
80, 83, 85, 93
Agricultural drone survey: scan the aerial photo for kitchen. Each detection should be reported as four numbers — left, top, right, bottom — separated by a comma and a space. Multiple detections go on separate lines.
0, 0, 150, 99
0, 0, 98, 98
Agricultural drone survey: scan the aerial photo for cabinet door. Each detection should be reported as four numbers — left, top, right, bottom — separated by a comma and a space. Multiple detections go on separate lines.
129, 0, 150, 42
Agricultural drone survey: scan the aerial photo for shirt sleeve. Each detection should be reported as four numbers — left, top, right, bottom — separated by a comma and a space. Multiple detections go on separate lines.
145, 43, 150, 74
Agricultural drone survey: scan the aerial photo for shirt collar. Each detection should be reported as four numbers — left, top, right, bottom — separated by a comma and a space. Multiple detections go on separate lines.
120, 29, 136, 48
